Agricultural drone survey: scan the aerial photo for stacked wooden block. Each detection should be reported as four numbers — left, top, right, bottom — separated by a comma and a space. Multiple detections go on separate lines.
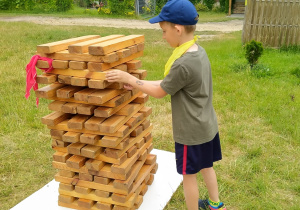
35, 35, 157, 210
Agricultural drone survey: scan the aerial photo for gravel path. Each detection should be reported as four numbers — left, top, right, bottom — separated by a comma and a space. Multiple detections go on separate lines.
0, 16, 243, 32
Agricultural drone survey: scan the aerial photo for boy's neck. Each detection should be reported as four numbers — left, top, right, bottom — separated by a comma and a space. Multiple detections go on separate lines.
178, 33, 195, 46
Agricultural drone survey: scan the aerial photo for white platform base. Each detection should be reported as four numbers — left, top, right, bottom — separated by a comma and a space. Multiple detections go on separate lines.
11, 149, 183, 210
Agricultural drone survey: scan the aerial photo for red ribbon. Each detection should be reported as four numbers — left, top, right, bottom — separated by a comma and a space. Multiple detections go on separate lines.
25, 55, 53, 106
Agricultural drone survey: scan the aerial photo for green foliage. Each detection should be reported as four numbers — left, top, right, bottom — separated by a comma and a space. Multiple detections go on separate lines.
291, 67, 300, 78
155, 0, 167, 14
195, 2, 209, 12
56, 0, 73, 11
244, 40, 264, 69
251, 64, 272, 78
203, 0, 215, 10
106, 0, 134, 15
0, 0, 73, 11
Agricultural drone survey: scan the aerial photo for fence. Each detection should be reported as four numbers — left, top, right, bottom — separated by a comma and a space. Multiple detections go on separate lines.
242, 0, 300, 47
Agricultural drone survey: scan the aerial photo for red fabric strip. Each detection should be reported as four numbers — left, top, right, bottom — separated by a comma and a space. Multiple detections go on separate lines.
182, 145, 188, 175
25, 55, 53, 106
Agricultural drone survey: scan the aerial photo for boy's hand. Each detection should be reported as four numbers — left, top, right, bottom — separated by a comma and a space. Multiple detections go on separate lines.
123, 83, 134, 90
106, 70, 130, 83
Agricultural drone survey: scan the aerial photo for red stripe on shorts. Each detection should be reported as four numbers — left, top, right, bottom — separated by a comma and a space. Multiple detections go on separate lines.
182, 145, 187, 175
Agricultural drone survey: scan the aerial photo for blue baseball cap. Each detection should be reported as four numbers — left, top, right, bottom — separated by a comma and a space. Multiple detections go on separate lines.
149, 0, 199, 25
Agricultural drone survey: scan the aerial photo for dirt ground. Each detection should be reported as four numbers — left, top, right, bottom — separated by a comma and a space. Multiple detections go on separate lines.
0, 16, 244, 32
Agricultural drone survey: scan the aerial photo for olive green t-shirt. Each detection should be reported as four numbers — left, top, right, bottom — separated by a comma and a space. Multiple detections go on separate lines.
160, 45, 218, 145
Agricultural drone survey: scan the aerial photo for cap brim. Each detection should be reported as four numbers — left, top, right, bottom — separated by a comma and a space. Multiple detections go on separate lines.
149, 15, 164, 24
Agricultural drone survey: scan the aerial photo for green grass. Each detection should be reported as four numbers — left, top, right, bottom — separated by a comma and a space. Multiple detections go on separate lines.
0, 22, 299, 210
0, 6, 242, 23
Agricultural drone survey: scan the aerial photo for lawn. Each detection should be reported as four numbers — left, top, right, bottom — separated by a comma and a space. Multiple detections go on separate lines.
0, 21, 299, 210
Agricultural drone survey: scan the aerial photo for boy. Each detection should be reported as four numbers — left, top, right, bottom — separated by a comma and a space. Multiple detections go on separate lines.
106, 0, 226, 209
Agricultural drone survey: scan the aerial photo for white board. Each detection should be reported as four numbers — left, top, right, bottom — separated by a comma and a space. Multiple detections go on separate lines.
11, 149, 183, 210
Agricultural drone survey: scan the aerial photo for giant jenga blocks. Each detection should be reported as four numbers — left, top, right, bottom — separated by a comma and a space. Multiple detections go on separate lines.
35, 35, 158, 210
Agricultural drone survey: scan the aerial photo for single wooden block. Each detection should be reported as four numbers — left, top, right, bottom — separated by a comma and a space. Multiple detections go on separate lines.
58, 194, 75, 204
137, 43, 144, 52
132, 93, 149, 104
87, 89, 124, 105
36, 74, 57, 84
71, 77, 88, 87
50, 129, 66, 140
113, 64, 128, 71
80, 133, 101, 145
69, 61, 87, 70
48, 100, 66, 111
94, 189, 111, 198
102, 52, 119, 63
41, 111, 71, 126
36, 60, 49, 69
115, 104, 134, 116
75, 185, 92, 195
85, 159, 105, 171
88, 79, 110, 89
74, 88, 98, 102
66, 155, 87, 169
53, 151, 72, 163
139, 184, 148, 196
52, 60, 69, 69
88, 35, 144, 56
56, 86, 84, 99
150, 163, 158, 174
84, 116, 106, 131
59, 183, 74, 191
58, 74, 72, 85
130, 125, 143, 137
99, 115, 126, 133
35, 83, 65, 98
147, 173, 154, 185
37, 35, 101, 53
68, 115, 90, 130
116, 48, 131, 59
79, 172, 94, 182
62, 131, 81, 143
67, 142, 86, 155
68, 35, 124, 54
139, 107, 152, 117
135, 195, 143, 209
143, 132, 152, 143
93, 176, 111, 185
81, 145, 102, 159
77, 198, 95, 209
59, 169, 75, 178
61, 102, 80, 114
96, 202, 112, 210
126, 145, 137, 158
135, 138, 145, 149
141, 119, 150, 130
87, 62, 105, 72
145, 154, 157, 165
52, 139, 69, 148
77, 104, 97, 115
125, 117, 138, 129
128, 69, 147, 79
128, 45, 138, 54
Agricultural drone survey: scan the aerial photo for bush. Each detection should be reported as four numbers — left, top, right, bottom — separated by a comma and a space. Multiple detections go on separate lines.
106, 0, 134, 15
203, 0, 215, 10
244, 40, 264, 69
56, 0, 73, 11
195, 2, 209, 11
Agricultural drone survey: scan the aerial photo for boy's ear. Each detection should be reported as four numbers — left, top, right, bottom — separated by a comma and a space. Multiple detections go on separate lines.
174, 24, 183, 35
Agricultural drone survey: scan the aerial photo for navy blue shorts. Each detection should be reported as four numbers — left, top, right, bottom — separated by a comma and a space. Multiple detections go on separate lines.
175, 132, 222, 175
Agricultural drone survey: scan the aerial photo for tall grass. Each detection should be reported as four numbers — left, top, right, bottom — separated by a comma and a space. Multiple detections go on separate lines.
0, 22, 299, 210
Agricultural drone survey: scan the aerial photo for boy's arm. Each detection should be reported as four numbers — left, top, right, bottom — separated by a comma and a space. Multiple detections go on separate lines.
106, 70, 167, 99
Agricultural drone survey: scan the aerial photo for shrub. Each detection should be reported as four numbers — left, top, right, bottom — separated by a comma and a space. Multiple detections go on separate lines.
107, 0, 134, 15
203, 0, 215, 10
56, 0, 73, 12
244, 40, 264, 69
195, 2, 209, 11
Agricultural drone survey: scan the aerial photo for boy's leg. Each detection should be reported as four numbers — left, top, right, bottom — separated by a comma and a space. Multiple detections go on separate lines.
183, 174, 199, 210
200, 167, 219, 202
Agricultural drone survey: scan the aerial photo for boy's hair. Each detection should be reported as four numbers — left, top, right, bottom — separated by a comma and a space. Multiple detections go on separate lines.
166, 22, 196, 34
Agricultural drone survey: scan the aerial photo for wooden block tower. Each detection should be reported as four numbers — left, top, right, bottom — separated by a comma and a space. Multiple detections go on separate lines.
34, 35, 158, 210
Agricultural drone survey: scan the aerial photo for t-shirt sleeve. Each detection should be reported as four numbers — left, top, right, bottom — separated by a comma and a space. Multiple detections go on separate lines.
160, 62, 188, 96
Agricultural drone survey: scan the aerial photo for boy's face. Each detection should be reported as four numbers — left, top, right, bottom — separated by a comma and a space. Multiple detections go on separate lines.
159, 21, 181, 48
